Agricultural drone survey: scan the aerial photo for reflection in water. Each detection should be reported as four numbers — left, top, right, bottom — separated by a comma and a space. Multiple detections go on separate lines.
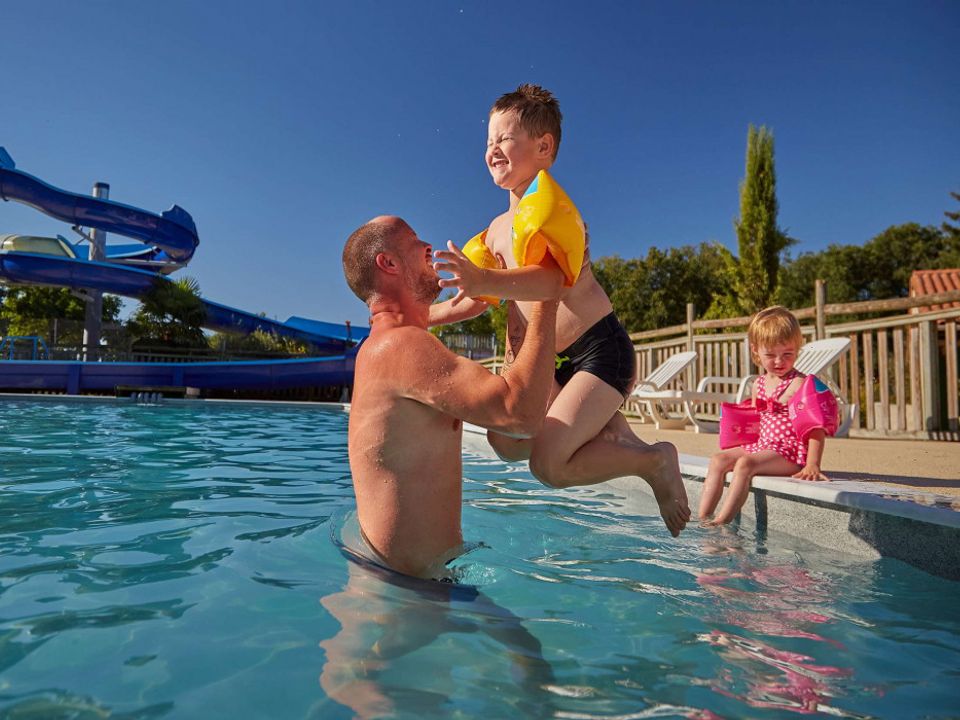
319, 559, 558, 719
701, 631, 860, 716
695, 533, 877, 718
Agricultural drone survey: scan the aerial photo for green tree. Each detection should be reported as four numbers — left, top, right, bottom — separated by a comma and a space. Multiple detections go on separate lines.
862, 223, 955, 298
0, 286, 122, 343
710, 125, 791, 316
208, 328, 308, 356
126, 276, 207, 348
594, 243, 729, 332
943, 191, 960, 232
942, 192, 960, 273
430, 294, 507, 351
592, 255, 647, 331
776, 244, 869, 308
777, 222, 960, 308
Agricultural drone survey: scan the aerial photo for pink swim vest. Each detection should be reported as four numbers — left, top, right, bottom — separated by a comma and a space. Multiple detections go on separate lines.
718, 375, 839, 449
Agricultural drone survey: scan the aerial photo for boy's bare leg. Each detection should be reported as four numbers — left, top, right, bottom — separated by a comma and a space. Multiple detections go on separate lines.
487, 433, 533, 461
487, 377, 563, 461
699, 448, 746, 521
528, 372, 691, 536
708, 451, 801, 526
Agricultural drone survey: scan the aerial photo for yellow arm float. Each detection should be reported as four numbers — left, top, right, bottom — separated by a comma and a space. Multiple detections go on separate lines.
461, 230, 501, 305
459, 170, 585, 302
512, 170, 586, 286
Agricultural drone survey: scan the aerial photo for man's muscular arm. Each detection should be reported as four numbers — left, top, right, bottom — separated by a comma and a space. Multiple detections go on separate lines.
380, 302, 558, 436
427, 297, 490, 327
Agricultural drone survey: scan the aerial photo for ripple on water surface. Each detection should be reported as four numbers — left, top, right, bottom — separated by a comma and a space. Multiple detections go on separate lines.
0, 401, 958, 719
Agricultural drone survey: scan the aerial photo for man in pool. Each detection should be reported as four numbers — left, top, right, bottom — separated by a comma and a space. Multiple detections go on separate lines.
342, 215, 559, 579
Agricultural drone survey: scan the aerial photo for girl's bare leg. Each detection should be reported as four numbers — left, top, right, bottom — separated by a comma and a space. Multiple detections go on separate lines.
709, 451, 801, 525
699, 448, 746, 521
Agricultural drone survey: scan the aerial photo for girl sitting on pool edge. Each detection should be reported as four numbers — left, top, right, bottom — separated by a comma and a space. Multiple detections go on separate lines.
699, 306, 831, 526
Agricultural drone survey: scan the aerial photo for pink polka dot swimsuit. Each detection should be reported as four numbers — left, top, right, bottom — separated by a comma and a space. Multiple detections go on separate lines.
743, 368, 806, 466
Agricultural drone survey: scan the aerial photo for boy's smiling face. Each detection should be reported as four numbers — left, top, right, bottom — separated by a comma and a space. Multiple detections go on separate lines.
486, 110, 552, 192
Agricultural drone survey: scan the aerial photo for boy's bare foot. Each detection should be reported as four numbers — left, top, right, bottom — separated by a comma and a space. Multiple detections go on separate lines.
643, 442, 691, 537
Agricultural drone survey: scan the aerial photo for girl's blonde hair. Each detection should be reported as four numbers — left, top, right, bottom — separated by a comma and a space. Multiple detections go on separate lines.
748, 306, 803, 360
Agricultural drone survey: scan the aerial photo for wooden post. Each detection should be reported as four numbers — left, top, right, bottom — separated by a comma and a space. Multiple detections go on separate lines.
849, 332, 861, 432
894, 327, 906, 431
864, 333, 875, 431
946, 321, 958, 432
878, 329, 890, 433
686, 303, 695, 390
815, 279, 827, 341
919, 319, 941, 432
814, 279, 837, 385
910, 326, 923, 432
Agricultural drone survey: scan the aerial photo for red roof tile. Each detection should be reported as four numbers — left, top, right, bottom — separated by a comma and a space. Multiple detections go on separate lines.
909, 269, 960, 313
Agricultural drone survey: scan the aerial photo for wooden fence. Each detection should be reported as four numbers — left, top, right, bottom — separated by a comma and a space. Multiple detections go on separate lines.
629, 286, 960, 439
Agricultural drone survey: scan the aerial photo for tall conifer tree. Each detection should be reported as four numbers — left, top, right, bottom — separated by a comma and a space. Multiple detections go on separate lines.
733, 125, 790, 313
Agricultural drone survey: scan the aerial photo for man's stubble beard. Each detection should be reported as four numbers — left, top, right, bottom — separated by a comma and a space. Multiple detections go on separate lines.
411, 271, 442, 304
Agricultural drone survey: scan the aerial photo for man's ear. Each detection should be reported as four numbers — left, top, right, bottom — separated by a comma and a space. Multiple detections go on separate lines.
375, 252, 400, 275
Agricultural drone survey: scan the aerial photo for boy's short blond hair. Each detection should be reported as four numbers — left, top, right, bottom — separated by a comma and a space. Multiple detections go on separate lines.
491, 84, 562, 160
748, 306, 803, 357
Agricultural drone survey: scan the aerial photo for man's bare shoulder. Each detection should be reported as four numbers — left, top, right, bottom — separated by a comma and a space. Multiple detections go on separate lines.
357, 326, 455, 379
360, 325, 443, 358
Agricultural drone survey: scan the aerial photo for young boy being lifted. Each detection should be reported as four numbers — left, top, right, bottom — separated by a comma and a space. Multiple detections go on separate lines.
430, 84, 690, 536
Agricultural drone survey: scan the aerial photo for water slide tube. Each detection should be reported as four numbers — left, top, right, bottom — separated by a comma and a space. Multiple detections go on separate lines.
0, 148, 368, 352
0, 248, 365, 354
0, 148, 198, 262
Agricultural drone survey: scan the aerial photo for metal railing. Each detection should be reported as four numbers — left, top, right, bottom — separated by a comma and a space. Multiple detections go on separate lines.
0, 342, 331, 364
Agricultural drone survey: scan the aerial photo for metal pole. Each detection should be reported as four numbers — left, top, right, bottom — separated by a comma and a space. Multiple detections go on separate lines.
82, 182, 109, 361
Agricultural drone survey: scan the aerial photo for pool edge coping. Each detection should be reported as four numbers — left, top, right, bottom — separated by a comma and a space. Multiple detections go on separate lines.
461, 422, 960, 531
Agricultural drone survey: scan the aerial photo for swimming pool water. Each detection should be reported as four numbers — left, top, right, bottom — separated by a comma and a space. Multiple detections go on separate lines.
0, 399, 957, 719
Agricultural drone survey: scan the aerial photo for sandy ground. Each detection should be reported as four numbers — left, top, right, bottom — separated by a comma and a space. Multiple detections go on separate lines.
626, 418, 960, 496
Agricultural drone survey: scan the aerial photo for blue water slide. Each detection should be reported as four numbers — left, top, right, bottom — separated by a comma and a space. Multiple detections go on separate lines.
0, 252, 367, 353
0, 147, 370, 394
0, 147, 369, 354
0, 148, 198, 262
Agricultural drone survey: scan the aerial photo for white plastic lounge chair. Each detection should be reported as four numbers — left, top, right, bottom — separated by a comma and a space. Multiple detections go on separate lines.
626, 350, 698, 429
683, 336, 856, 436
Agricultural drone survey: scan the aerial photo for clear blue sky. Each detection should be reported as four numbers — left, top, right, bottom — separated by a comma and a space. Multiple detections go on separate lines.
3, 1, 958, 327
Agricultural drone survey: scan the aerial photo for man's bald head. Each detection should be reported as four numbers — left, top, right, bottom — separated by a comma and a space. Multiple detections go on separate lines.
342, 216, 412, 303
